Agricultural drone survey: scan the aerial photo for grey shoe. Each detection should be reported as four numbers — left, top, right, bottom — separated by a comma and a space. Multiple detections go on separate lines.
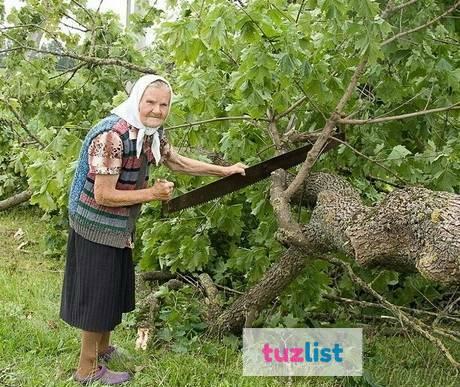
74, 365, 131, 385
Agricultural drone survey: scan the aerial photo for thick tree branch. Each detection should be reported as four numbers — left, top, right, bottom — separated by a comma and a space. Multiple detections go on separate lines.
382, 1, 460, 46
335, 59, 368, 114
208, 247, 310, 335
269, 57, 367, 253
0, 190, 32, 211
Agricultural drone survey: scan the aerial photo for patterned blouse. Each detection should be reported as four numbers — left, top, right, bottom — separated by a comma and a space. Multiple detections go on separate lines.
88, 126, 171, 175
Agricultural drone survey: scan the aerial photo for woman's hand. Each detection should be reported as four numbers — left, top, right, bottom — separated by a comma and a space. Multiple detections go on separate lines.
150, 179, 174, 201
222, 162, 248, 177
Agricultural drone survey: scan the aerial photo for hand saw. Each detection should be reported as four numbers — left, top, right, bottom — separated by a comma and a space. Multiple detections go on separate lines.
162, 135, 342, 214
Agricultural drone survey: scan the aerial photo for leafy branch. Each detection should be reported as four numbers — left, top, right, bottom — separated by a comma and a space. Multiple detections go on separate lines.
382, 0, 460, 46
166, 115, 268, 131
325, 255, 460, 369
330, 136, 408, 185
381, 0, 420, 19
261, 1, 460, 369
0, 27, 157, 74
283, 59, 368, 200
339, 103, 460, 125
60, 10, 90, 32
277, 1, 459, 200
0, 42, 157, 74
274, 96, 307, 120
0, 98, 44, 148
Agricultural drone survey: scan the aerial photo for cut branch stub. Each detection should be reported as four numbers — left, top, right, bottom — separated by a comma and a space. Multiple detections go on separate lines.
198, 273, 222, 321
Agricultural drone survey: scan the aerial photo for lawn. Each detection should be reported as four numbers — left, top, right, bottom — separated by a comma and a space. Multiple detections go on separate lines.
0, 207, 458, 386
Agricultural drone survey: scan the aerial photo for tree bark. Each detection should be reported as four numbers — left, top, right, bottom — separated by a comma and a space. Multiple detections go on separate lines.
299, 173, 460, 285
209, 173, 460, 334
0, 190, 32, 211
208, 247, 307, 335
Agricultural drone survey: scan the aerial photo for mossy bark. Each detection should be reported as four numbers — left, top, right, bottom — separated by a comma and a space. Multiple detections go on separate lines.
210, 173, 460, 334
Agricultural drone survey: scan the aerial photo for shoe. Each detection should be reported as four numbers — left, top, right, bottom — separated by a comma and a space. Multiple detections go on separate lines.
73, 365, 131, 385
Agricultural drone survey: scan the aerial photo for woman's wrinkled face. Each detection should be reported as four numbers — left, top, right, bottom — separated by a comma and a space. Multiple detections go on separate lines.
138, 85, 171, 128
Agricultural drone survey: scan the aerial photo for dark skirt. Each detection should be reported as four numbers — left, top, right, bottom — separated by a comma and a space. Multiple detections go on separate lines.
60, 228, 135, 332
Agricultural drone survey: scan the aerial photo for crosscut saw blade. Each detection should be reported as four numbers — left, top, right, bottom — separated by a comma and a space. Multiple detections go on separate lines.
162, 136, 341, 214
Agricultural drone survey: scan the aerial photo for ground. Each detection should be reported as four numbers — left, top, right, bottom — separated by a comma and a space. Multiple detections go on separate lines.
0, 207, 459, 386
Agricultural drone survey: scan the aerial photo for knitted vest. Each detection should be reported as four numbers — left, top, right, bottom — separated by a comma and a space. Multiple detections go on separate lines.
68, 115, 162, 248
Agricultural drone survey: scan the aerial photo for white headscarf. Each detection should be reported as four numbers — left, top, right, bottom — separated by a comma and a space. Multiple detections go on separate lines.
111, 75, 173, 165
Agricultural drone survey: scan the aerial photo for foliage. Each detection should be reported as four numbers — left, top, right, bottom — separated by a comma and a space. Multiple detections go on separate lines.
0, 0, 459, 337
0, 118, 28, 198
153, 285, 207, 352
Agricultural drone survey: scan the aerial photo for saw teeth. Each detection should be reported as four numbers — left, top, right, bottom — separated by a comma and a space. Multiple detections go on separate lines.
164, 176, 268, 213
161, 138, 343, 214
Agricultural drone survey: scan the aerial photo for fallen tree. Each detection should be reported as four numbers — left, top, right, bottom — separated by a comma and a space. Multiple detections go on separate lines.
209, 172, 460, 335
136, 171, 459, 367
1, 0, 458, 372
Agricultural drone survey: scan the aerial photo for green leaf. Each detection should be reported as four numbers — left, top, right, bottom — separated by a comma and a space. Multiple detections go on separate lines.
350, 0, 379, 18
240, 20, 259, 43
436, 58, 452, 72
388, 145, 412, 166
283, 313, 301, 328
208, 204, 243, 237
186, 38, 204, 61
30, 190, 56, 211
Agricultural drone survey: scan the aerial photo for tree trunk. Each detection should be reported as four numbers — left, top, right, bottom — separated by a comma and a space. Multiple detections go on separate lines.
209, 173, 460, 334
302, 173, 460, 285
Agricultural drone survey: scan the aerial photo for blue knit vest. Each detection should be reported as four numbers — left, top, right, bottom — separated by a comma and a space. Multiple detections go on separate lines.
68, 115, 163, 248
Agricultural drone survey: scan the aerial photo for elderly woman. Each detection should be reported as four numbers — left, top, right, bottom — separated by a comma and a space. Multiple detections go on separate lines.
60, 75, 246, 385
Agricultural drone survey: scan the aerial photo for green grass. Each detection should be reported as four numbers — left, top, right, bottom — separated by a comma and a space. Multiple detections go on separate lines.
1, 207, 459, 386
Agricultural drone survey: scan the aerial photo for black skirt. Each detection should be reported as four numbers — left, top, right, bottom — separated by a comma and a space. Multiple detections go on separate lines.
60, 228, 135, 332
